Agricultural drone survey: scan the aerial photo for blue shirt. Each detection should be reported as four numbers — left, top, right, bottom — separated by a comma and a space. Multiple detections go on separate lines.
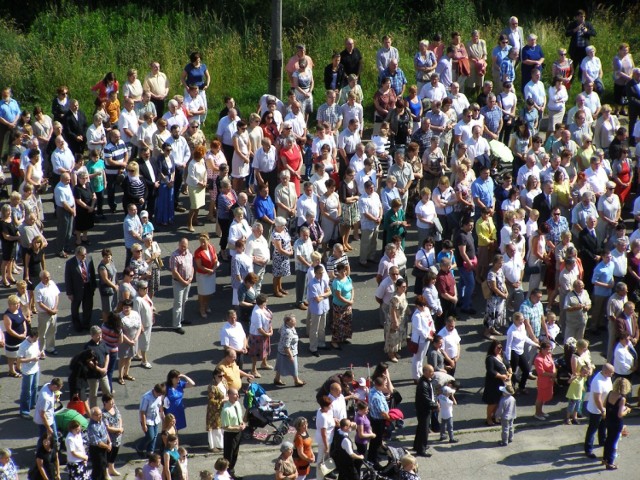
471, 176, 495, 210
545, 216, 569, 244
87, 419, 109, 446
368, 387, 389, 419
308, 277, 330, 315
500, 57, 515, 82
254, 195, 275, 221
379, 68, 407, 96
480, 105, 502, 136
123, 214, 142, 249
184, 63, 208, 88
0, 97, 20, 123
592, 261, 615, 297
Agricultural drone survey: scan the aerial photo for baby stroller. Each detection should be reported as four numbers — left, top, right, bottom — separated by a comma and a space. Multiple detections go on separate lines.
242, 382, 291, 445
360, 444, 408, 480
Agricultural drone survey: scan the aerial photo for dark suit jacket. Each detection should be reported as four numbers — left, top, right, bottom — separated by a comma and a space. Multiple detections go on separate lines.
578, 229, 603, 266
565, 20, 596, 57
65, 255, 97, 296
615, 314, 639, 343
324, 63, 346, 91
415, 375, 436, 412
63, 110, 88, 154
626, 79, 640, 113
532, 192, 554, 224
137, 158, 160, 197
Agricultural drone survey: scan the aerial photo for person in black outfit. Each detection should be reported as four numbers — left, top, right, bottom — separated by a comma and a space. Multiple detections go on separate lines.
137, 146, 160, 219
64, 246, 97, 331
565, 9, 597, 77
532, 180, 554, 225
29, 433, 60, 480
63, 99, 88, 155
578, 215, 604, 293
626, 69, 640, 145
607, 128, 628, 162
413, 364, 437, 457
340, 38, 363, 83
331, 419, 363, 480
324, 52, 346, 91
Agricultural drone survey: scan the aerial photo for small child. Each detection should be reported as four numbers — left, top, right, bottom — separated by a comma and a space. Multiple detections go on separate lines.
199, 471, 213, 480
354, 377, 369, 403
565, 365, 590, 425
303, 133, 314, 180
140, 210, 155, 236
438, 385, 458, 443
134, 467, 143, 480
436, 240, 458, 272
178, 446, 189, 480
106, 90, 121, 127
213, 458, 232, 480
495, 384, 517, 446
525, 209, 538, 238
543, 312, 560, 349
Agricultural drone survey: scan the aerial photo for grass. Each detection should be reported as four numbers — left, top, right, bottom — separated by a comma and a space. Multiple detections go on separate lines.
0, 3, 638, 138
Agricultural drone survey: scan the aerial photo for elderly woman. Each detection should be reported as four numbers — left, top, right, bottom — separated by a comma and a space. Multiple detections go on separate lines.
292, 58, 314, 121
274, 314, 305, 387
216, 179, 238, 261
374, 77, 397, 124
410, 295, 435, 381
274, 170, 297, 227
520, 176, 541, 214
155, 142, 175, 226
121, 161, 146, 212
132, 280, 154, 369
231, 120, 251, 193
547, 77, 569, 134
521, 34, 545, 88
552, 48, 574, 90
101, 393, 123, 477
338, 74, 363, 105
129, 242, 151, 286
338, 167, 360, 251
533, 340, 556, 420
292, 417, 314, 480
205, 367, 228, 452
612, 43, 635, 115
272, 217, 293, 297
142, 233, 161, 298
382, 198, 409, 248
421, 270, 443, 330
467, 30, 488, 95
274, 441, 298, 480
194, 233, 218, 318
414, 40, 437, 92
248, 294, 273, 377
596, 182, 621, 241
279, 136, 303, 196
3, 295, 27, 377
318, 178, 341, 249
612, 146, 633, 205
330, 263, 354, 350
383, 277, 408, 364
414, 187, 437, 247
185, 145, 207, 231
593, 105, 620, 153
483, 340, 511, 425
97, 248, 118, 322
117, 300, 141, 384
626, 239, 640, 293
228, 208, 252, 257
581, 46, 603, 93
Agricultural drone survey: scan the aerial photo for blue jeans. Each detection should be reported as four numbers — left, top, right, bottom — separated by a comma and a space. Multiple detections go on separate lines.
138, 423, 159, 454
584, 412, 606, 454
458, 267, 475, 309
106, 353, 117, 391
20, 371, 40, 414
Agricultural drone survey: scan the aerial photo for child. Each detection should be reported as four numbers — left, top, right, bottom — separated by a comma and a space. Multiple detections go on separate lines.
565, 364, 590, 425
303, 133, 314, 180
106, 90, 120, 127
495, 384, 516, 446
524, 208, 537, 238
436, 240, 458, 272
199, 471, 213, 480
543, 313, 560, 350
354, 377, 369, 403
140, 210, 155, 237
134, 467, 143, 480
213, 458, 232, 480
178, 446, 189, 480
438, 385, 458, 443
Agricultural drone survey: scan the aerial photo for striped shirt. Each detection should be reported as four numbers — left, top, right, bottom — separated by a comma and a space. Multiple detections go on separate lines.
104, 140, 128, 174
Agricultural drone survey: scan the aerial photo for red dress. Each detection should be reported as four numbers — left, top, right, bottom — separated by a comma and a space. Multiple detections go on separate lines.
534, 353, 555, 403
280, 144, 302, 196
614, 158, 632, 204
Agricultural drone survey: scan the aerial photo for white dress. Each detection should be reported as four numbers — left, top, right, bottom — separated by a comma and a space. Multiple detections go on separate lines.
231, 132, 250, 179
133, 295, 154, 352
320, 192, 340, 241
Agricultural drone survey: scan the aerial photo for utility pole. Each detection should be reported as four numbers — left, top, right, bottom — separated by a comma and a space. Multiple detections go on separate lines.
268, 0, 283, 99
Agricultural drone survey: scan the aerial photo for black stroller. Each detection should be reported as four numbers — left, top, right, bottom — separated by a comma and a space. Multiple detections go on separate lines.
360, 444, 408, 480
241, 382, 291, 445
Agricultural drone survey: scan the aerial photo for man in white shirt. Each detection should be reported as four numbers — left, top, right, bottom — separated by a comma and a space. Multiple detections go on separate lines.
166, 125, 191, 212
216, 108, 239, 163
295, 181, 319, 227
358, 181, 382, 266
246, 223, 270, 295
184, 85, 206, 124
162, 99, 188, 135
337, 119, 361, 173
465, 125, 490, 170
566, 94, 594, 127
437, 316, 461, 375
435, 47, 454, 89
523, 68, 546, 117
453, 108, 473, 145
284, 101, 307, 143
340, 92, 364, 135
611, 238, 629, 283
503, 243, 525, 315
118, 98, 140, 155
34, 270, 60, 355
54, 173, 76, 256
584, 363, 614, 458
18, 329, 42, 418
329, 382, 349, 421
584, 157, 609, 196
219, 310, 248, 369
582, 81, 602, 118
613, 336, 636, 378
419, 73, 448, 103
34, 377, 63, 438
448, 82, 470, 120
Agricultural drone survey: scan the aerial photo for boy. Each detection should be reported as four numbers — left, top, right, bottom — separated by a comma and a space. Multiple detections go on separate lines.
140, 210, 155, 237
106, 90, 120, 128
495, 384, 516, 446
438, 385, 458, 443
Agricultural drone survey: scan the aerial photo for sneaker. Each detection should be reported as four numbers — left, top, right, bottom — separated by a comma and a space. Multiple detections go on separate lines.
45, 349, 59, 356
175, 328, 186, 335
449, 439, 459, 444
498, 441, 507, 447
533, 414, 546, 421
439, 436, 446, 442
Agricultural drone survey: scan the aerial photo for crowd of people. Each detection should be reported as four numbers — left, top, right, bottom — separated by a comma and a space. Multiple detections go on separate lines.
1, 7, 640, 480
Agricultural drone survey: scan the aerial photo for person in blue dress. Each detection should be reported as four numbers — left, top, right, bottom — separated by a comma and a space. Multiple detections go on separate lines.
180, 52, 210, 125
163, 369, 195, 431
154, 142, 175, 226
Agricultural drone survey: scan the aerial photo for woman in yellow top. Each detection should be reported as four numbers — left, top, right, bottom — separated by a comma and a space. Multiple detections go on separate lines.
552, 169, 572, 218
475, 207, 497, 282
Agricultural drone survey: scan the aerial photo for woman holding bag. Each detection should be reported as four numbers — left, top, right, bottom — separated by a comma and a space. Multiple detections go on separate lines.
410, 295, 435, 382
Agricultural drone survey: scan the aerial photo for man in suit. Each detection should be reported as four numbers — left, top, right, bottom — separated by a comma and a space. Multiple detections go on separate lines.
502, 17, 524, 64
413, 364, 437, 457
565, 9, 597, 76
136, 146, 159, 218
532, 180, 554, 225
625, 68, 640, 144
65, 245, 97, 332
613, 302, 639, 361
578, 215, 603, 293
63, 99, 88, 155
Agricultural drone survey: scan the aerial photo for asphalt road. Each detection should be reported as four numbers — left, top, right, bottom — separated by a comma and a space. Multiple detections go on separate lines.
0, 189, 636, 478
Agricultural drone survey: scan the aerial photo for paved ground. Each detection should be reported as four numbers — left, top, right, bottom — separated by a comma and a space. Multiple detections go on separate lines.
0, 190, 637, 479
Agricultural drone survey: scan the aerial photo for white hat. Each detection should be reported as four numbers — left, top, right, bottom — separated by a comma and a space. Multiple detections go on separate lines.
443, 386, 455, 395
357, 377, 367, 387
140, 210, 149, 218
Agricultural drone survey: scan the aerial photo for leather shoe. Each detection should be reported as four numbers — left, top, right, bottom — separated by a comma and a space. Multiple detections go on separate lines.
175, 328, 186, 335
415, 451, 432, 457
585, 452, 597, 459
310, 350, 319, 357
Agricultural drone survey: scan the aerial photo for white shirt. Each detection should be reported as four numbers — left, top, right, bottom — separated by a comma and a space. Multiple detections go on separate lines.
296, 193, 319, 227
448, 93, 470, 120
86, 124, 107, 152
253, 146, 277, 173
315, 408, 335, 444
614, 343, 635, 375
584, 166, 608, 195
349, 153, 365, 173
355, 169, 376, 195
438, 394, 454, 419
184, 94, 205, 122
249, 305, 271, 336
284, 111, 307, 138
611, 248, 628, 277
516, 164, 540, 189
465, 136, 490, 160
337, 128, 361, 155
329, 393, 348, 420
358, 192, 382, 231
216, 115, 239, 146
118, 108, 140, 144
162, 110, 189, 132
167, 135, 191, 168
54, 182, 75, 208
453, 120, 473, 143
502, 253, 524, 284
583, 91, 601, 116
228, 219, 252, 256
524, 80, 546, 108
51, 147, 75, 175
18, 338, 40, 375
419, 82, 448, 102
246, 234, 271, 264
34, 383, 56, 426
504, 323, 537, 361
586, 371, 612, 415
411, 309, 435, 343
35, 281, 60, 312
340, 103, 364, 133
547, 85, 569, 111
437, 326, 461, 359
220, 321, 247, 351
415, 200, 436, 229
65, 432, 86, 464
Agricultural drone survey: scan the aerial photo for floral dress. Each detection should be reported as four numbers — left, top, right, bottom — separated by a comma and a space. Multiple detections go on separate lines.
484, 269, 507, 330
102, 406, 123, 448
206, 379, 227, 430
206, 150, 227, 202
384, 292, 408, 354
271, 230, 292, 277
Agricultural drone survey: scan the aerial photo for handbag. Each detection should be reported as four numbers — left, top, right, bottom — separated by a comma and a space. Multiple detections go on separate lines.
206, 177, 215, 190
407, 339, 419, 354
318, 458, 336, 476
433, 216, 443, 234
481, 280, 492, 300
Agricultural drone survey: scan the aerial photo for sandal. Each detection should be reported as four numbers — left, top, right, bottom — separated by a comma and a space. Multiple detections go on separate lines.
141, 363, 152, 369
261, 363, 274, 370
9, 371, 22, 378
274, 380, 286, 386
123, 375, 136, 381
117, 378, 125, 385
294, 381, 307, 387
251, 371, 262, 378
